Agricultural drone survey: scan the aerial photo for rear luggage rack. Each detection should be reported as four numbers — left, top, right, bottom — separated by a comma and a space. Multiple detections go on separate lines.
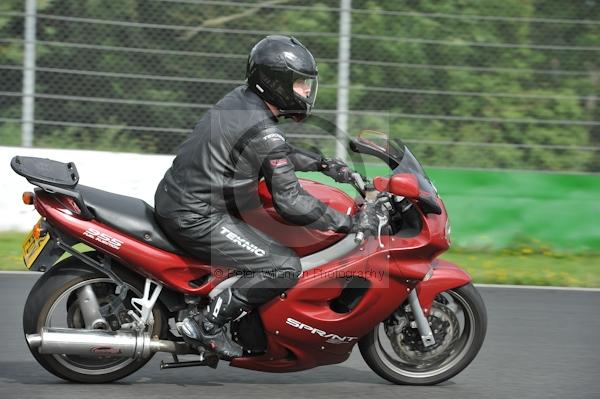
11, 155, 79, 187
11, 156, 93, 219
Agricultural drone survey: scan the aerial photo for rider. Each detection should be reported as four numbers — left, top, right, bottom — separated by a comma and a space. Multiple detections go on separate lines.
154, 35, 378, 359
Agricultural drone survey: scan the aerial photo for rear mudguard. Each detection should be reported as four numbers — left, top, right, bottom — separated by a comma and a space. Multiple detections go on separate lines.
415, 259, 472, 315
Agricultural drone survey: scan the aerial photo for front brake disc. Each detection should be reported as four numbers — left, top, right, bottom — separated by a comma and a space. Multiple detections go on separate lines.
385, 301, 460, 367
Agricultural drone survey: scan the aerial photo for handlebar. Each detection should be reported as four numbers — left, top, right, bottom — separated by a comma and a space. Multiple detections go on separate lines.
347, 169, 374, 243
345, 168, 395, 246
353, 210, 389, 246
350, 172, 366, 195
348, 172, 368, 243
351, 175, 392, 246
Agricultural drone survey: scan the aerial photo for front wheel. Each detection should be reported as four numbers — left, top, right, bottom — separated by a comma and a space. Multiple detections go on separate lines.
23, 255, 167, 383
359, 283, 487, 385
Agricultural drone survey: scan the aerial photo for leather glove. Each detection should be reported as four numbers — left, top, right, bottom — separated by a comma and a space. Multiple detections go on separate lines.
350, 202, 380, 237
321, 158, 353, 183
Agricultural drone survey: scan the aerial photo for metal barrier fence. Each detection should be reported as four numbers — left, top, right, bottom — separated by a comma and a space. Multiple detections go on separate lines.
1, 0, 599, 172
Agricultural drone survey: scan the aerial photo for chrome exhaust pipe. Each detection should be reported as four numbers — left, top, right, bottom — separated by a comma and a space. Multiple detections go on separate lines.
26, 327, 184, 359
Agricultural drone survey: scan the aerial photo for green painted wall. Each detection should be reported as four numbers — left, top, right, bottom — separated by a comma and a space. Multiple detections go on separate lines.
428, 168, 600, 251
299, 167, 600, 252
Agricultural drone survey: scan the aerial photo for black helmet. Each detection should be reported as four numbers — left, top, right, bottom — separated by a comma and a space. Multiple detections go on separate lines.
246, 35, 318, 121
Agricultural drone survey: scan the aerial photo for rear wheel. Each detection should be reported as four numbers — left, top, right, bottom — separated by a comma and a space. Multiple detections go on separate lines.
23, 255, 167, 383
359, 283, 487, 385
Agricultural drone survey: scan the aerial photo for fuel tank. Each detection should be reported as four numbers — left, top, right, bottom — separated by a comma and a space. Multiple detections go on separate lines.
239, 179, 358, 256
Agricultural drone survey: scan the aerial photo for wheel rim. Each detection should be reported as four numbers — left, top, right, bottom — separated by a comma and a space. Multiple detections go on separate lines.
43, 277, 155, 376
374, 289, 476, 379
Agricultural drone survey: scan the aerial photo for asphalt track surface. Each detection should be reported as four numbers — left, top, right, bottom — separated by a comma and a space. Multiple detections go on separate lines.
0, 273, 598, 399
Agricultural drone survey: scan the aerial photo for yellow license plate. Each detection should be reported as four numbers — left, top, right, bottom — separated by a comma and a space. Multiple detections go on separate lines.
22, 222, 51, 269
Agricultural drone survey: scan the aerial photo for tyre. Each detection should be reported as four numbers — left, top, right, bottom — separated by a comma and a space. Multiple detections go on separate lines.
23, 254, 167, 383
359, 283, 487, 385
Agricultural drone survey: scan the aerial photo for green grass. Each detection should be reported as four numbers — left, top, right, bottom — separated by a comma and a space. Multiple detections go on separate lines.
1, 231, 598, 287
442, 250, 600, 288
0, 231, 91, 272
0, 232, 26, 271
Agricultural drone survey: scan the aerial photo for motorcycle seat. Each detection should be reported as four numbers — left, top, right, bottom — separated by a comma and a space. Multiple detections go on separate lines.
76, 185, 185, 255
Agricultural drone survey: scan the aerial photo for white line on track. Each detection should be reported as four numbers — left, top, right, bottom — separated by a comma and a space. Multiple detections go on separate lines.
475, 283, 600, 292
0, 270, 42, 275
1, 271, 599, 292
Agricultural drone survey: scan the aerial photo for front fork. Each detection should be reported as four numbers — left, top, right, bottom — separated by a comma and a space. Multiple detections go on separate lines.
408, 289, 436, 347
409, 258, 473, 347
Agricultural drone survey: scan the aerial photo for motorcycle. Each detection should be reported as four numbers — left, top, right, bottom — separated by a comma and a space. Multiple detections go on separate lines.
12, 131, 486, 385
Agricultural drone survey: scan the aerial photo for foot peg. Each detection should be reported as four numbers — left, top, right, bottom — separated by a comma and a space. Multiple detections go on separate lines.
160, 352, 219, 370
179, 316, 244, 360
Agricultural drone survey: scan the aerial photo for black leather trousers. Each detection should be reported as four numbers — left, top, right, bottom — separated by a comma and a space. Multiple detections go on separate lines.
154, 183, 302, 305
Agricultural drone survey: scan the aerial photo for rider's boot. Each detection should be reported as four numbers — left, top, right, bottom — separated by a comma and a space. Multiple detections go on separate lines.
179, 288, 252, 360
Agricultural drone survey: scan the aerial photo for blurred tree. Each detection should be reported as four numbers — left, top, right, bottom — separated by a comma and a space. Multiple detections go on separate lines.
0, 0, 597, 170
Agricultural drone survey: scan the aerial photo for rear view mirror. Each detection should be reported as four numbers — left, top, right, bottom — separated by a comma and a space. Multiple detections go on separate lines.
373, 174, 420, 199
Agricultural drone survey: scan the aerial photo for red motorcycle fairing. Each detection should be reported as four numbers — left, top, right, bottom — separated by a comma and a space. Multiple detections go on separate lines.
233, 239, 461, 371
32, 178, 471, 373
241, 180, 359, 256
232, 238, 414, 372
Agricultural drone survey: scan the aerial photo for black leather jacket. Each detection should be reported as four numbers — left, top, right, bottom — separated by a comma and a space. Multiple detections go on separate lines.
156, 85, 353, 233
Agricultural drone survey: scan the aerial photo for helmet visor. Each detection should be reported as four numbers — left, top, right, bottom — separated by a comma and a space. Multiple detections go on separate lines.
292, 77, 318, 108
